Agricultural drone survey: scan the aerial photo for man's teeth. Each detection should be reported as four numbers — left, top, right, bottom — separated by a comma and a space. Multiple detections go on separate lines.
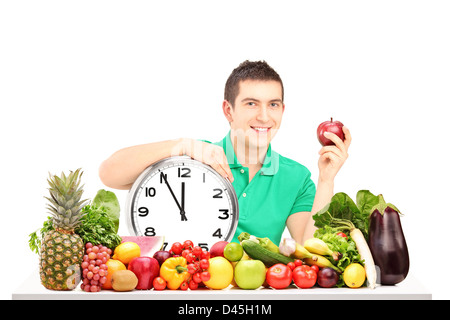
253, 127, 270, 132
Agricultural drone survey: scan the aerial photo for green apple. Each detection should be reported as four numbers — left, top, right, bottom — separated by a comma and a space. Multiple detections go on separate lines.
234, 260, 266, 289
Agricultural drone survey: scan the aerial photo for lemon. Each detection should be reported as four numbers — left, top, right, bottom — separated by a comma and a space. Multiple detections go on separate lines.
112, 242, 141, 265
343, 263, 366, 288
203, 257, 234, 290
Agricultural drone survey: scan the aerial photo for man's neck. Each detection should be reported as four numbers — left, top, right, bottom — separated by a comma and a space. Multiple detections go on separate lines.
230, 132, 268, 170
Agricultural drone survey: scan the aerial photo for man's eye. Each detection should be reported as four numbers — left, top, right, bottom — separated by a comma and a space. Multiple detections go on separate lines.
270, 103, 279, 107
247, 102, 256, 106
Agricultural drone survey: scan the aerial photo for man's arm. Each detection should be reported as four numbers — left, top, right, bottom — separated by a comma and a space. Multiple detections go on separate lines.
287, 127, 352, 244
99, 138, 233, 190
286, 179, 334, 244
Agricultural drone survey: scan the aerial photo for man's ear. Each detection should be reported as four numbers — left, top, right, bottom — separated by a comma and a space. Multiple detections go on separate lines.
222, 100, 233, 123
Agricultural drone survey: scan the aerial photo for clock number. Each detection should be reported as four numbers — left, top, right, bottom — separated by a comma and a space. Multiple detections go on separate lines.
212, 228, 223, 239
163, 242, 168, 250
138, 207, 149, 217
212, 188, 223, 198
178, 167, 191, 178
144, 227, 156, 236
198, 243, 209, 251
218, 209, 229, 220
145, 187, 156, 197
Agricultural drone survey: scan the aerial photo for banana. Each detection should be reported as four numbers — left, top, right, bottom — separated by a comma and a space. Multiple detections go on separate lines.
304, 255, 340, 273
292, 243, 316, 260
304, 238, 342, 261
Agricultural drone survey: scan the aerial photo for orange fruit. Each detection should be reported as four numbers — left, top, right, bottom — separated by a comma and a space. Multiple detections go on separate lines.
112, 242, 141, 265
103, 259, 126, 289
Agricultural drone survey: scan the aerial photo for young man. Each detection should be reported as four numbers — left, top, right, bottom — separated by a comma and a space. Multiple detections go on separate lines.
99, 60, 351, 245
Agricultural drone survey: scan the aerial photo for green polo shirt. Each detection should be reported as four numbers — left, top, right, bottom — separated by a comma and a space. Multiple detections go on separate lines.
206, 131, 316, 246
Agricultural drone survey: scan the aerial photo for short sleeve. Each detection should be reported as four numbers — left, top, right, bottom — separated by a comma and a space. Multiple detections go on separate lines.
289, 171, 316, 215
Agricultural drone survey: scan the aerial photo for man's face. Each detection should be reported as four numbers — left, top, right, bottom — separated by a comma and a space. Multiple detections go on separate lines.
224, 79, 285, 151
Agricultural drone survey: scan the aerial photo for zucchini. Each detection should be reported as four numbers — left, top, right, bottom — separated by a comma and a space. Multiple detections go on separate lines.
242, 240, 295, 267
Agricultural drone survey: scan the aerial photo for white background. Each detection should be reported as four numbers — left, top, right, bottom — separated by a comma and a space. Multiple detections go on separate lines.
1, 1, 449, 299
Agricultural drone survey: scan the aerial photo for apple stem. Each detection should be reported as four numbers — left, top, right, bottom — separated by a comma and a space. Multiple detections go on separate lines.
330, 117, 333, 122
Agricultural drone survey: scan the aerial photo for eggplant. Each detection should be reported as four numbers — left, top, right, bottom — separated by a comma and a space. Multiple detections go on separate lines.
369, 206, 409, 285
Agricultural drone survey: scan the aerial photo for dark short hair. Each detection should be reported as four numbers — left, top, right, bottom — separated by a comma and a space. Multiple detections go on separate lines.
224, 60, 284, 107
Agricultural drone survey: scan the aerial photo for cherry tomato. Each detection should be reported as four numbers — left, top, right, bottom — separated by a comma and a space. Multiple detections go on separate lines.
310, 265, 319, 273
170, 242, 183, 255
153, 277, 167, 290
188, 280, 198, 290
200, 271, 211, 282
287, 262, 296, 271
192, 272, 202, 283
294, 259, 303, 267
199, 259, 209, 270
336, 232, 347, 239
192, 246, 203, 257
183, 240, 194, 250
186, 252, 195, 263
266, 263, 293, 289
292, 265, 317, 289
180, 281, 189, 290
181, 249, 191, 259
201, 250, 210, 260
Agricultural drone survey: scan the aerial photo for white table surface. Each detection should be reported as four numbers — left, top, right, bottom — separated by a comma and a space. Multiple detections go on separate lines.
13, 270, 431, 300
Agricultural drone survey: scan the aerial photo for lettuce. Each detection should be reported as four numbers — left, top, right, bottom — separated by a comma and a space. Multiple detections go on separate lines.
314, 226, 364, 287
91, 189, 120, 233
313, 190, 380, 241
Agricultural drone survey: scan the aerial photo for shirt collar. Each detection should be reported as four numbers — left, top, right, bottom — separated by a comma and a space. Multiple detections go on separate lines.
217, 130, 279, 176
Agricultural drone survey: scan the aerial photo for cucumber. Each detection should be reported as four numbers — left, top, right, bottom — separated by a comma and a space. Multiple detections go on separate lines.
242, 240, 295, 266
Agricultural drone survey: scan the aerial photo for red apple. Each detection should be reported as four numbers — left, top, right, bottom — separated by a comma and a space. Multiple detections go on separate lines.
127, 256, 160, 290
317, 117, 344, 146
209, 241, 229, 258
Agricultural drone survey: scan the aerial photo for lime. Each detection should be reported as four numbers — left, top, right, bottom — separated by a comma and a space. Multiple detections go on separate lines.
343, 263, 366, 288
223, 242, 244, 262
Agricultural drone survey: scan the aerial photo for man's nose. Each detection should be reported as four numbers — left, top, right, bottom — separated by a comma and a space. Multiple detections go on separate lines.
256, 106, 270, 122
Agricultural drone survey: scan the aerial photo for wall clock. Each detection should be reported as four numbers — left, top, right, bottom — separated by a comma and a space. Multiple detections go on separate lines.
126, 156, 239, 251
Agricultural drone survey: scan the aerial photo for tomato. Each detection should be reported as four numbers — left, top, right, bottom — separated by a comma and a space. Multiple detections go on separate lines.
336, 232, 347, 239
287, 262, 296, 271
266, 263, 293, 289
180, 281, 189, 290
310, 265, 319, 273
183, 240, 194, 250
292, 265, 317, 289
153, 277, 167, 290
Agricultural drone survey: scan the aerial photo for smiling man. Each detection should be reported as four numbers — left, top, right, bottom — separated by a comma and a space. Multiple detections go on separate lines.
99, 60, 351, 245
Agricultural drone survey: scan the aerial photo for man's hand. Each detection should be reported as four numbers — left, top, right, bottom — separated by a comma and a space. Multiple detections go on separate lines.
181, 138, 234, 182
317, 126, 352, 183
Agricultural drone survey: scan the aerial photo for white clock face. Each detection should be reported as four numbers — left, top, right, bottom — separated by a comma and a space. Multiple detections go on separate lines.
126, 157, 239, 252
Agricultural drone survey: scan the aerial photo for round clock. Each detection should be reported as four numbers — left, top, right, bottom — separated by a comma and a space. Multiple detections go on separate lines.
125, 156, 239, 252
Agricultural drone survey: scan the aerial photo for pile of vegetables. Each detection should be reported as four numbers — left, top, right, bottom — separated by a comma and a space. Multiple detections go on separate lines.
311, 189, 409, 287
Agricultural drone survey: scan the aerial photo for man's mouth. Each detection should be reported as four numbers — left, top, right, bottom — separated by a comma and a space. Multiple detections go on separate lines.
251, 126, 271, 133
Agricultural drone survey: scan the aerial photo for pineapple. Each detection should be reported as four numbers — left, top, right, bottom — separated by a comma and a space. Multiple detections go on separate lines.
39, 168, 88, 290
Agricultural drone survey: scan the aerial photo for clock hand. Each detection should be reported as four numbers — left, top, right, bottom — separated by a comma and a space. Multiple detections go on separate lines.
161, 172, 187, 221
180, 182, 187, 221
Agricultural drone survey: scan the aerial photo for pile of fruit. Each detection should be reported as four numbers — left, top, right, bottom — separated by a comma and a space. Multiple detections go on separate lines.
30, 164, 409, 292
68, 235, 368, 292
